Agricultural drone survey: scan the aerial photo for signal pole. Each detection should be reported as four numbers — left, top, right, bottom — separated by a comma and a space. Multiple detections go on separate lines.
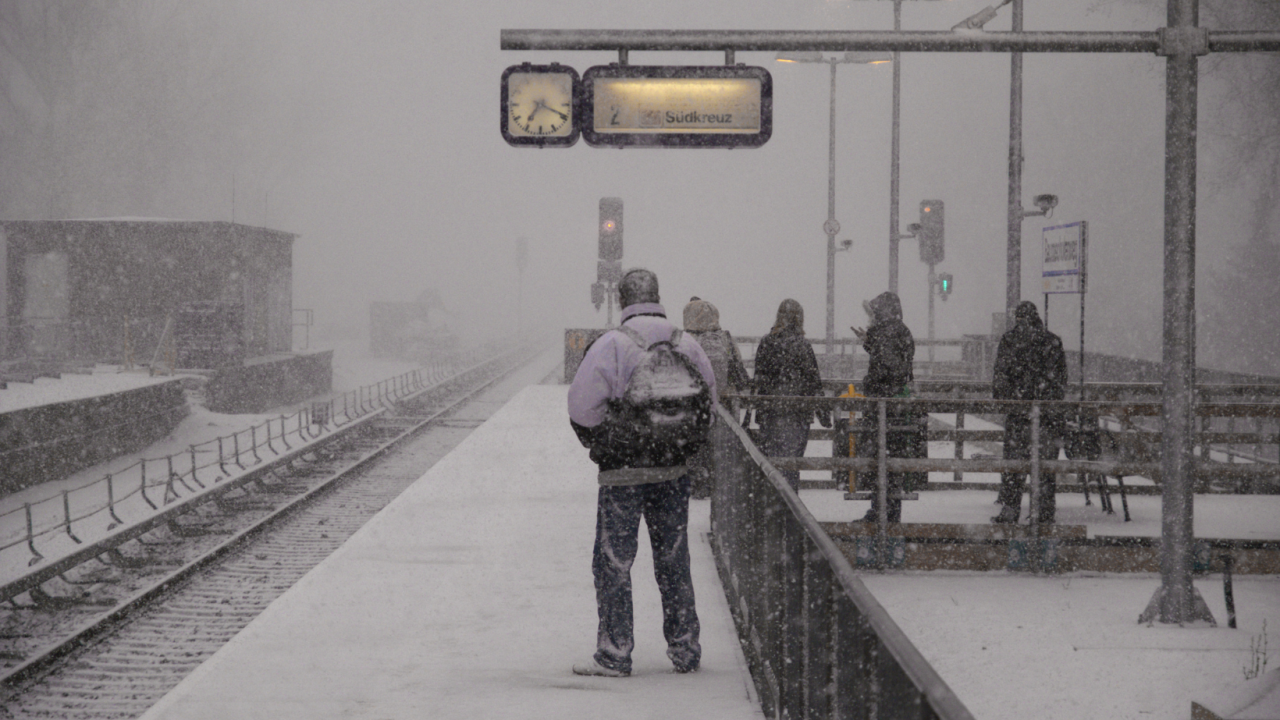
596, 198, 624, 327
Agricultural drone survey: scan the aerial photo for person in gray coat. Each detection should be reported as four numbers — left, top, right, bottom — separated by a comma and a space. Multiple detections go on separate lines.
683, 297, 751, 499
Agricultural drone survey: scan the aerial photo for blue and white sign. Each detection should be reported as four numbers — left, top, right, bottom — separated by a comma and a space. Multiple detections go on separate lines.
1042, 221, 1087, 294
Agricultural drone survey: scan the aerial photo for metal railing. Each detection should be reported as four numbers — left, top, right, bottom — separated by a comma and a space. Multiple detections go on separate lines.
0, 345, 525, 591
735, 395, 1280, 485
709, 404, 975, 720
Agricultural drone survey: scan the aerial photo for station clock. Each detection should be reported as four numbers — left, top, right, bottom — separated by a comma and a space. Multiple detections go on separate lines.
500, 63, 580, 147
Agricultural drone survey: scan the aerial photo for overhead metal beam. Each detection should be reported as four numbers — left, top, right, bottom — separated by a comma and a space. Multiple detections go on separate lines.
502, 29, 1280, 55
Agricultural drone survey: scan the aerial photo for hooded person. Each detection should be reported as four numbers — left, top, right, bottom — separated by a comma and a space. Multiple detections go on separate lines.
851, 291, 921, 523
991, 300, 1068, 524
682, 299, 751, 401
752, 299, 827, 492
854, 292, 914, 399
682, 298, 751, 499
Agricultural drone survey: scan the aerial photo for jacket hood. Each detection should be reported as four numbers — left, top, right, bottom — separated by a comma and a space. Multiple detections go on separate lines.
770, 298, 804, 334
865, 292, 903, 325
1014, 300, 1043, 329
683, 299, 721, 332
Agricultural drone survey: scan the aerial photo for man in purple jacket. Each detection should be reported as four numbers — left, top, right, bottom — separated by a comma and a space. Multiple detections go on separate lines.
568, 268, 717, 678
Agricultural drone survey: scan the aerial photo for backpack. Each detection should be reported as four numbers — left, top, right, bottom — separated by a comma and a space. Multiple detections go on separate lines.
691, 330, 733, 393
606, 325, 713, 467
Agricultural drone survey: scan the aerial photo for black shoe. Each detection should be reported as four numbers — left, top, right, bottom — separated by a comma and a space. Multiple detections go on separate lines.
668, 648, 699, 674
991, 506, 1020, 524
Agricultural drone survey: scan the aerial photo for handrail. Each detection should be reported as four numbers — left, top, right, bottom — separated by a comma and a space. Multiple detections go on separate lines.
732, 394, 1280, 419
730, 394, 1279, 499
709, 403, 975, 719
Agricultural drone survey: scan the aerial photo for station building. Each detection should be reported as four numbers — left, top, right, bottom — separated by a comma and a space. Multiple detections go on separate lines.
0, 219, 294, 366
0, 220, 332, 491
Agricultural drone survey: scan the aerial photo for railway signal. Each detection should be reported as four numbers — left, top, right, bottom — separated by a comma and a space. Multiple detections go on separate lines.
919, 200, 944, 265
599, 197, 623, 261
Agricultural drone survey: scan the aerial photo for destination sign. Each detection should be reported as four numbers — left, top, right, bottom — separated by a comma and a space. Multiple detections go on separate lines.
1042, 221, 1088, 294
581, 66, 772, 148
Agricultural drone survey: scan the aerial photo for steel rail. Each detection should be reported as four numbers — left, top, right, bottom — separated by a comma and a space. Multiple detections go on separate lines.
0, 344, 537, 690
733, 394, 1280, 419
771, 455, 1277, 481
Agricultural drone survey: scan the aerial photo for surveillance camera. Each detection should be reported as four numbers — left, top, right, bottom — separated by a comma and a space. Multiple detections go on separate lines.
907, 223, 922, 235
1033, 194, 1059, 212
840, 239, 853, 250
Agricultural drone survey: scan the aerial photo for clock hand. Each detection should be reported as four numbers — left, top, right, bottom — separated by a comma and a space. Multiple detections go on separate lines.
531, 99, 568, 122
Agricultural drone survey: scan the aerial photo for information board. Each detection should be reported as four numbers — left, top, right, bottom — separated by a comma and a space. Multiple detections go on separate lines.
1042, 221, 1087, 294
581, 65, 772, 148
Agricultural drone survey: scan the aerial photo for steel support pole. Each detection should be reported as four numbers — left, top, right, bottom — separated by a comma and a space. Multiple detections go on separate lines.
1142, 0, 1215, 626
1005, 0, 1024, 331
826, 59, 839, 356
888, 0, 903, 296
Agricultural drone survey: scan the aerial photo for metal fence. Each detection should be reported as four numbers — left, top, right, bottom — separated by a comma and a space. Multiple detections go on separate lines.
708, 403, 975, 720
0, 346, 516, 586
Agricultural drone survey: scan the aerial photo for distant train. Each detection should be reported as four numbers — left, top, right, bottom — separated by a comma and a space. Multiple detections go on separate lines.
369, 300, 459, 364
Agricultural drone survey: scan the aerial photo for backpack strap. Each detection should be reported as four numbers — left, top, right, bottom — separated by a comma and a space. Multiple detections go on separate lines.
617, 324, 648, 350
618, 324, 682, 352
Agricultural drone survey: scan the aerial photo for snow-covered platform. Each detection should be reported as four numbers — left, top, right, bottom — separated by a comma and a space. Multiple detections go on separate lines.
139, 385, 762, 720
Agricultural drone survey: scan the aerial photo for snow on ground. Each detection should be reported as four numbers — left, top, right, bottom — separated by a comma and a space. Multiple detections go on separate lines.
139, 384, 762, 720
0, 366, 178, 412
861, 571, 1280, 720
133, 383, 1280, 720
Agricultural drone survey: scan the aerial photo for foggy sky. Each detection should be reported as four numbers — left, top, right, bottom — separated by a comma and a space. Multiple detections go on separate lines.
1, 0, 1266, 368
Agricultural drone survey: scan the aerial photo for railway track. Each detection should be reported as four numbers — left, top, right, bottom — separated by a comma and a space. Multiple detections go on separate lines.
0, 345, 556, 719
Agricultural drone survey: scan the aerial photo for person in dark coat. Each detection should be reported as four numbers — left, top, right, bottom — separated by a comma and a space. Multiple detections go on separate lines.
852, 292, 920, 523
991, 300, 1068, 524
753, 299, 827, 492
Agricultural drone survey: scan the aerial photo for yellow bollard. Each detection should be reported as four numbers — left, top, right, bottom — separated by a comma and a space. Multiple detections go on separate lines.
837, 384, 864, 492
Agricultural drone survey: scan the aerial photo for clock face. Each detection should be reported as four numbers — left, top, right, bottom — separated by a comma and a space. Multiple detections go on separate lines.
501, 65, 579, 147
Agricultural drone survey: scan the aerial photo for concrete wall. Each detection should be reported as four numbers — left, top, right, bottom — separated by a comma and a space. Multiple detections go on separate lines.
205, 350, 333, 414
0, 380, 187, 494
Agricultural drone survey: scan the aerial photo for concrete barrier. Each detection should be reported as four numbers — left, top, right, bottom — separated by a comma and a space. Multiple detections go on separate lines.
205, 350, 333, 414
0, 380, 187, 494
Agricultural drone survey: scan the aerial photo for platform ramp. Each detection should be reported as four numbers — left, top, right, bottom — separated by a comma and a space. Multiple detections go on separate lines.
140, 385, 761, 720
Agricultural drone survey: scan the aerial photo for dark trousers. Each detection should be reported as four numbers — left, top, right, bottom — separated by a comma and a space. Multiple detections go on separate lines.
592, 477, 700, 673
851, 409, 926, 523
759, 414, 810, 492
1000, 414, 1061, 522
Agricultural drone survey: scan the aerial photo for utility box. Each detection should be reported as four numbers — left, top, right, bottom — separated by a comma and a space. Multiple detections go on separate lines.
564, 328, 608, 383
